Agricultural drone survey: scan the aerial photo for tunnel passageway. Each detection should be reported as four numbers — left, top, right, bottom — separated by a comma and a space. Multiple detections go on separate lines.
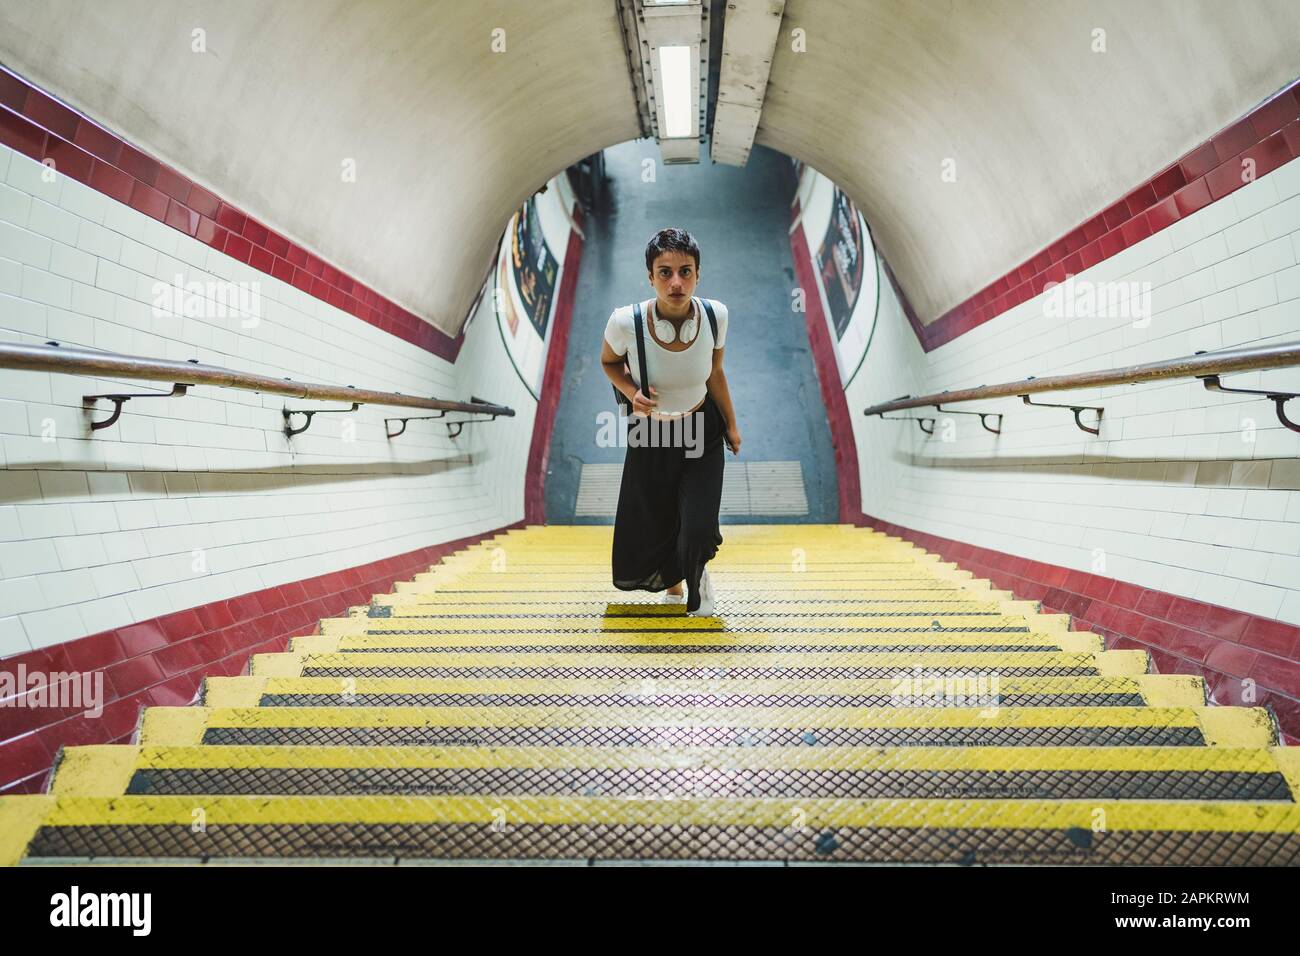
545, 137, 839, 524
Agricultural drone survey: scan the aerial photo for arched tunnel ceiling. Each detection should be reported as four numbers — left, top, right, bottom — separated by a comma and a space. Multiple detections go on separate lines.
761, 0, 1300, 322
2, 1, 1298, 337
0, 0, 643, 337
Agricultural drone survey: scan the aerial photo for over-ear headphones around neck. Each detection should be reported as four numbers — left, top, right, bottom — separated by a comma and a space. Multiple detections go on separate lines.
651, 296, 698, 344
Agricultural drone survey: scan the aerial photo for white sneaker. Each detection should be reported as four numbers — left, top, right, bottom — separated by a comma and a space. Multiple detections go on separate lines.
662, 591, 686, 604
691, 568, 716, 616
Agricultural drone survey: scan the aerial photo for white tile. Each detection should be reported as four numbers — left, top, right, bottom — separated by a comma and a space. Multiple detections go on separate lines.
0, 220, 52, 268
1212, 252, 1252, 290
21, 604, 87, 649
15, 503, 76, 537
69, 280, 115, 321
0, 292, 45, 338
75, 219, 122, 260
75, 595, 133, 636
102, 198, 148, 242
89, 562, 141, 598
100, 530, 151, 563
0, 181, 31, 226
123, 585, 175, 622
113, 499, 158, 531
1253, 521, 1300, 555
26, 199, 79, 245
1264, 552, 1300, 588
1271, 460, 1300, 490
1236, 275, 1278, 312
0, 576, 47, 617
68, 501, 121, 534
53, 533, 108, 570
20, 265, 71, 308
1262, 194, 1300, 240
1232, 175, 1279, 220
35, 469, 89, 501
36, 567, 98, 607
1192, 572, 1239, 608
1231, 579, 1285, 618
49, 242, 96, 284
93, 258, 139, 297
0, 615, 31, 657
0, 538, 61, 577
0, 254, 21, 297
1248, 236, 1296, 277
1271, 157, 1300, 200
1223, 215, 1267, 256
58, 179, 108, 224
5, 153, 62, 204
118, 237, 159, 275
1193, 193, 1240, 235
44, 307, 93, 346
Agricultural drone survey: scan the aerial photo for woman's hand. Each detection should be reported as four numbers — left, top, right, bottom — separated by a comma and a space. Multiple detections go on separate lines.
632, 385, 658, 416
724, 424, 741, 455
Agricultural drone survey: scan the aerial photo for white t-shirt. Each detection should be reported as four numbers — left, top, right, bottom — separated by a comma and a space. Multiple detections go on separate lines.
604, 297, 728, 418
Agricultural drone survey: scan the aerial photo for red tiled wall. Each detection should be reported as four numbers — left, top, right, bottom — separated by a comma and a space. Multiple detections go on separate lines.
0, 522, 525, 794
0, 67, 465, 360
525, 206, 585, 523
859, 518, 1300, 746
918, 80, 1300, 350
789, 208, 863, 525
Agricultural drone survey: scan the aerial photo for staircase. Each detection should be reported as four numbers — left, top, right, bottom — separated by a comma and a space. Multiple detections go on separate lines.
3, 524, 1298, 865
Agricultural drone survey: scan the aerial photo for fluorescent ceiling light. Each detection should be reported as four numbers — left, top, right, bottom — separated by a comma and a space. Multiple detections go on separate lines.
658, 45, 692, 138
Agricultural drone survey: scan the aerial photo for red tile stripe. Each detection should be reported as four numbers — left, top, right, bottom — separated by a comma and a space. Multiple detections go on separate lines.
917, 80, 1300, 351
789, 201, 862, 525
0, 521, 525, 794
524, 204, 585, 523
0, 67, 464, 361
859, 516, 1300, 746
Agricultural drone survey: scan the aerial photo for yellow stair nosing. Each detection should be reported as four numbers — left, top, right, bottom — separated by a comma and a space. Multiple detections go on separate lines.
198, 671, 1206, 709
44, 743, 1300, 798
132, 703, 1264, 740
8, 794, 1300, 836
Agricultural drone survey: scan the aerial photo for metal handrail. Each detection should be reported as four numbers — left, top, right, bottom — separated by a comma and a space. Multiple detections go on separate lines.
0, 341, 515, 436
864, 341, 1300, 434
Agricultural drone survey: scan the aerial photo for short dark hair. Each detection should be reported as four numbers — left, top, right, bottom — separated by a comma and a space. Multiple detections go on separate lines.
645, 227, 701, 273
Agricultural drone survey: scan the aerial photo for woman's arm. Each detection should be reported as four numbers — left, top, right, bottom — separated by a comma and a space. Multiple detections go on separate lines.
706, 347, 741, 454
601, 337, 657, 415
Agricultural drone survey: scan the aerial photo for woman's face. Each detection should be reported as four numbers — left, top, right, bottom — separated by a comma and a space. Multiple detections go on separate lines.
648, 250, 699, 309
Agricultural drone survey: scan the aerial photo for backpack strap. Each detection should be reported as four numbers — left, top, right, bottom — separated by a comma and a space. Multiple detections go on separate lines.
696, 297, 718, 345
631, 301, 650, 396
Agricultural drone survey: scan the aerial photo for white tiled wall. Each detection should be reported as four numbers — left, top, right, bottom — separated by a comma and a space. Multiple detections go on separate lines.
847, 157, 1300, 626
0, 142, 543, 657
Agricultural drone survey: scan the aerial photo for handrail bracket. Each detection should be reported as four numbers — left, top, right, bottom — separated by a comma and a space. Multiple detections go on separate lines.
84, 383, 190, 431
877, 411, 937, 435
385, 412, 448, 439
1018, 394, 1104, 435
934, 404, 1003, 434
283, 402, 361, 438
386, 396, 505, 439
1199, 375, 1300, 433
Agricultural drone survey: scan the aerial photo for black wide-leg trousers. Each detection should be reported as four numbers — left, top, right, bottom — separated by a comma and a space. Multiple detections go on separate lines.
611, 393, 725, 612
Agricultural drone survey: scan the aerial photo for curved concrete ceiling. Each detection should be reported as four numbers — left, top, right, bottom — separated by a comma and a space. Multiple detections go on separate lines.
0, 0, 642, 337
3, 1, 1298, 337
759, 0, 1300, 322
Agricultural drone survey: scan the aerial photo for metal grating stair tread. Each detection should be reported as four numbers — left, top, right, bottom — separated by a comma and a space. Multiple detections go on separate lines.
2, 522, 1296, 865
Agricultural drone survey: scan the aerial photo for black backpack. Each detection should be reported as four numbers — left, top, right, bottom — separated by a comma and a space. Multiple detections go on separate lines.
613, 297, 718, 414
